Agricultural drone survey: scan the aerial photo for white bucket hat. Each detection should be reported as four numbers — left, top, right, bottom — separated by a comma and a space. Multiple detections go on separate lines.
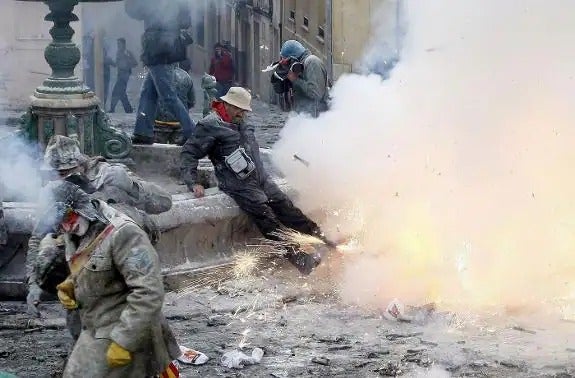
220, 87, 252, 111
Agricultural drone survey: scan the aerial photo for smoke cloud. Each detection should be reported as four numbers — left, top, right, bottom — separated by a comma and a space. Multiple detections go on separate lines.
273, 0, 575, 315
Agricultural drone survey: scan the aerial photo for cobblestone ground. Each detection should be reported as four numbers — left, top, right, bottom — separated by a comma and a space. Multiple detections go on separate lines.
1, 257, 575, 377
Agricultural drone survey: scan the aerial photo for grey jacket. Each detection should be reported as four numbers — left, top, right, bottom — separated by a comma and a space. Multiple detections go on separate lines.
27, 158, 172, 289
181, 111, 283, 202
62, 201, 179, 377
291, 51, 329, 117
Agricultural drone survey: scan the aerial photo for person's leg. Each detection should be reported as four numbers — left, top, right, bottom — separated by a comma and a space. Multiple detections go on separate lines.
263, 179, 321, 235
119, 78, 133, 113
228, 191, 284, 240
109, 80, 120, 113
228, 190, 320, 275
148, 65, 195, 139
133, 70, 158, 140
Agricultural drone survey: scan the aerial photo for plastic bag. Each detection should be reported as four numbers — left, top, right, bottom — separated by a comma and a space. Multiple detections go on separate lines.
220, 348, 264, 369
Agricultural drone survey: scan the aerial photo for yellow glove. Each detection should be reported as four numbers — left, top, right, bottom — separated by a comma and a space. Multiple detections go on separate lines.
106, 342, 132, 368
56, 279, 78, 310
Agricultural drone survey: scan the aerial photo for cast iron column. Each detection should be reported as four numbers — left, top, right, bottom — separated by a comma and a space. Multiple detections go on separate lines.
16, 0, 130, 159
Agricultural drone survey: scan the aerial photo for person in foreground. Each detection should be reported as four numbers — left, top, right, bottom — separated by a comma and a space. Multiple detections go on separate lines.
180, 87, 334, 274
44, 182, 180, 377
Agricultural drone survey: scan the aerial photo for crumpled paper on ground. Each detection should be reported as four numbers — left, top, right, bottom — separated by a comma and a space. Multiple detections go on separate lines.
220, 348, 264, 369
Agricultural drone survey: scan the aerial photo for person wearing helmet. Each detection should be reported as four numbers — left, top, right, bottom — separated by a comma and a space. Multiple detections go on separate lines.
26, 135, 171, 320
42, 181, 181, 377
181, 87, 333, 275
271, 40, 329, 117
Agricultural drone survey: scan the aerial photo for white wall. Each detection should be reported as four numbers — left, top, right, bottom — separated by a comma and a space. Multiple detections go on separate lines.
0, 2, 83, 109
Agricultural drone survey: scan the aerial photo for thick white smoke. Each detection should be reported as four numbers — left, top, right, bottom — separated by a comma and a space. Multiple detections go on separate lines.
0, 128, 43, 203
273, 0, 575, 314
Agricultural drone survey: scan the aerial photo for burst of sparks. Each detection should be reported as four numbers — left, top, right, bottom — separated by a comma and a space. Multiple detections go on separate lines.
269, 228, 325, 247
233, 250, 261, 279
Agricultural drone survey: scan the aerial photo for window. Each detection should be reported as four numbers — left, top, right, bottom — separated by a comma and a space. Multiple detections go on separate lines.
302, 16, 309, 31
195, 10, 205, 47
317, 25, 325, 43
289, 9, 295, 21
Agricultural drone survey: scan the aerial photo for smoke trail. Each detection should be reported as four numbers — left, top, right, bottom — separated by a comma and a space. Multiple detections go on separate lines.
273, 0, 575, 313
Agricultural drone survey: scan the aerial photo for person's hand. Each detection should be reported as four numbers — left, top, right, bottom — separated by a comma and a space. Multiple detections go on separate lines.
56, 279, 78, 310
287, 69, 299, 82
26, 283, 42, 318
106, 342, 132, 367
192, 184, 205, 198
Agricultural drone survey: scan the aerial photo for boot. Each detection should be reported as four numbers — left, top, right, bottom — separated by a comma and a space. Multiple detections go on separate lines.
286, 250, 321, 275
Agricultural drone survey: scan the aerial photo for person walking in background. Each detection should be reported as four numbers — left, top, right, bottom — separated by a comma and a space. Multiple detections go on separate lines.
102, 41, 115, 108
109, 38, 138, 113
125, 0, 195, 145
209, 42, 235, 98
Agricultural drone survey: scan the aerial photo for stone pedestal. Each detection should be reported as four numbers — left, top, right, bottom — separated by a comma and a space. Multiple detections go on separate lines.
17, 0, 129, 159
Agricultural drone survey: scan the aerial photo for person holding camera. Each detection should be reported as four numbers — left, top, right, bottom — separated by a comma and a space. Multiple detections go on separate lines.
271, 40, 329, 118
125, 0, 195, 145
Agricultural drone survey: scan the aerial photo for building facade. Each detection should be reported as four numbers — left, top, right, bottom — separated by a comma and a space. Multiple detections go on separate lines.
0, 2, 83, 109
282, 0, 404, 81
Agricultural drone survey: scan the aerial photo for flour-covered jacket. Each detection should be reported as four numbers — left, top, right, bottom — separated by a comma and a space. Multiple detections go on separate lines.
27, 157, 171, 290
180, 111, 285, 203
63, 201, 179, 377
84, 156, 172, 214
291, 51, 329, 117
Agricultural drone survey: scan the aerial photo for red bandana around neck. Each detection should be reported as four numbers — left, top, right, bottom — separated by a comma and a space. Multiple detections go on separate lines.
212, 101, 233, 123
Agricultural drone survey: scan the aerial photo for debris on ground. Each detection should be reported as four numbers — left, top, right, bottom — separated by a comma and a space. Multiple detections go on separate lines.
177, 345, 209, 365
220, 348, 264, 369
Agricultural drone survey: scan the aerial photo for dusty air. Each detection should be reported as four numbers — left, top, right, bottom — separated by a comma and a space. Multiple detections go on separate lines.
0, 0, 574, 377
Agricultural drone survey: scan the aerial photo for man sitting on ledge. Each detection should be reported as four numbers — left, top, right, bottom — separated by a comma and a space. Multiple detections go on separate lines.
180, 87, 333, 275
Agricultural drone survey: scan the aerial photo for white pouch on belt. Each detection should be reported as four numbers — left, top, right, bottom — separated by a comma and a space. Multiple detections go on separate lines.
225, 148, 255, 179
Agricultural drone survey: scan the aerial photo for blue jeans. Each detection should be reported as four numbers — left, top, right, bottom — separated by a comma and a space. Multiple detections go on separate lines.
134, 64, 195, 139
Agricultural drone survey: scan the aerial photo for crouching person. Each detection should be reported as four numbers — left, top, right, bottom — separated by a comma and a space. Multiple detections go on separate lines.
44, 181, 180, 377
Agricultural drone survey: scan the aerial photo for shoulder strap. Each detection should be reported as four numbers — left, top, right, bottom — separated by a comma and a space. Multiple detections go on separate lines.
68, 224, 115, 278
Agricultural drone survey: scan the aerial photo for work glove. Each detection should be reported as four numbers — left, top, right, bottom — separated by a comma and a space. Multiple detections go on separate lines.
26, 283, 42, 318
107, 341, 132, 368
56, 279, 78, 310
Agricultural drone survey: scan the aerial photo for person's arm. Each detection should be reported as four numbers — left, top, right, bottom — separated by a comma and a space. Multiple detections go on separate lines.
180, 127, 215, 191
291, 57, 327, 101
108, 223, 164, 352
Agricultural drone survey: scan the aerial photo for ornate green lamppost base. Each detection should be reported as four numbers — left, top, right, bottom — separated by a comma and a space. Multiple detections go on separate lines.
17, 0, 130, 159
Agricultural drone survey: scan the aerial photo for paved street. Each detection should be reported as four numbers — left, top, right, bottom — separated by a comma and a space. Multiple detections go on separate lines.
1, 256, 575, 377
